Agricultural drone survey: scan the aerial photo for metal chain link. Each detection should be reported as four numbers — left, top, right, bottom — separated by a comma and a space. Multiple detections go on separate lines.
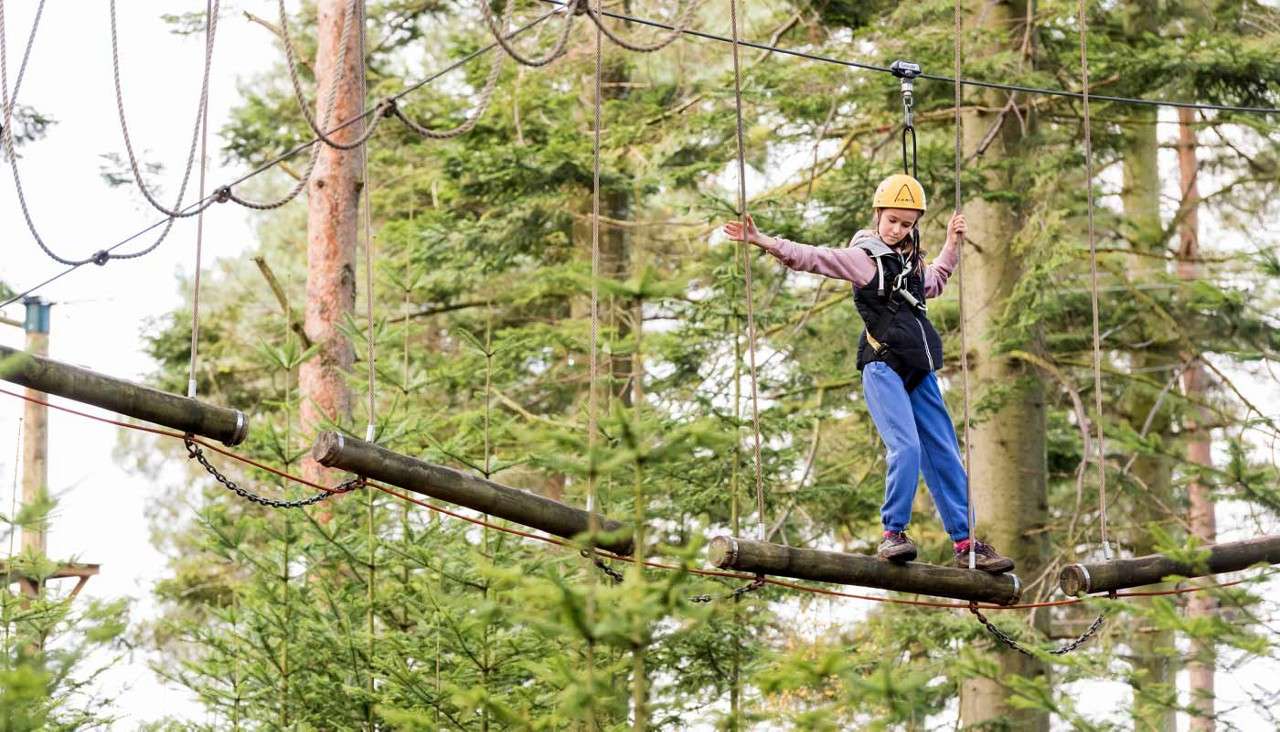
479, 0, 579, 67
184, 437, 362, 509
689, 574, 766, 604
968, 598, 1110, 657
589, 554, 625, 583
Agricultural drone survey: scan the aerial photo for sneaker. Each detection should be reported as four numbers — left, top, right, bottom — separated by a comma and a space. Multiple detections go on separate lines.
954, 540, 1015, 574
878, 530, 918, 563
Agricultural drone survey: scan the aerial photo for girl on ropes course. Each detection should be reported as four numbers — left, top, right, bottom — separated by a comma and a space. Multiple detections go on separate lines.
722, 173, 1015, 574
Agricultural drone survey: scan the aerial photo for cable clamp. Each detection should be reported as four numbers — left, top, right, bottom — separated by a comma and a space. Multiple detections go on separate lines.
91, 250, 111, 266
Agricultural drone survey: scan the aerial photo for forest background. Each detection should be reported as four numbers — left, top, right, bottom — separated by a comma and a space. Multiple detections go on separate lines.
1, 0, 1280, 729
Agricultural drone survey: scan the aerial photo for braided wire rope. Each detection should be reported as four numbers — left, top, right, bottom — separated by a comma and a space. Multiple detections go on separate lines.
0, 385, 1261, 611
536, 0, 1280, 115
0, 8, 563, 314
479, 0, 578, 67
388, 3, 508, 140
952, 0, 976, 572
1078, 0, 1111, 561
188, 0, 215, 399
109, 0, 221, 219
278, 0, 388, 151
1, 0, 182, 267
581, 0, 702, 54
726, 0, 767, 544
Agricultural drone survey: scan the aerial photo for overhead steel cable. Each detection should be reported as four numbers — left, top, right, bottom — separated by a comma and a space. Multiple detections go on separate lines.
536, 0, 1280, 115
1, 7, 562, 311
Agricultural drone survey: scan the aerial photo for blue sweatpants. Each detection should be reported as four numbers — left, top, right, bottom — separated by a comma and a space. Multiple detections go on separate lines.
861, 361, 970, 541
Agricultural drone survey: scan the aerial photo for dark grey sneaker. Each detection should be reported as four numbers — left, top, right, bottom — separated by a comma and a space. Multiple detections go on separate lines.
954, 540, 1015, 574
878, 531, 918, 563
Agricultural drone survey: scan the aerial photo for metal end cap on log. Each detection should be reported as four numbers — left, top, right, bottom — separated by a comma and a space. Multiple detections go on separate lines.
1058, 564, 1092, 596
226, 409, 249, 447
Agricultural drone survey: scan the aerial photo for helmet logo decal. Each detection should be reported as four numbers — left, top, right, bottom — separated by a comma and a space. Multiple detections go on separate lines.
894, 185, 916, 205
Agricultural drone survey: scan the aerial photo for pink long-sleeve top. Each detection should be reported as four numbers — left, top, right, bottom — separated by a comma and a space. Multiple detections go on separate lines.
759, 230, 960, 298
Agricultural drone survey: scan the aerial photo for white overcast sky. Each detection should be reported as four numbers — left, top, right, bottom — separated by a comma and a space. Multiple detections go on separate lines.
2, 2, 1278, 729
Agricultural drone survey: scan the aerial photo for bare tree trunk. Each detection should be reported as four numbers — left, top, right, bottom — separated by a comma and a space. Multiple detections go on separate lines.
299, 0, 362, 487
956, 2, 1049, 728
1119, 75, 1178, 732
1177, 105, 1216, 732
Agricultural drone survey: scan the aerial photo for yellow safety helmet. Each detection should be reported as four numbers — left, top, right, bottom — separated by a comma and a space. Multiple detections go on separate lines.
872, 174, 927, 212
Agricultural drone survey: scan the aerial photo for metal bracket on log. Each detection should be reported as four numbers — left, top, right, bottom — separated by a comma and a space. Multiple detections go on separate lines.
312, 431, 634, 556
1059, 534, 1280, 596
709, 535, 1022, 606
0, 344, 247, 446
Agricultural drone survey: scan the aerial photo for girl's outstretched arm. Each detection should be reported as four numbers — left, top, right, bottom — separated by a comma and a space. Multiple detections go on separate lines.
723, 213, 876, 286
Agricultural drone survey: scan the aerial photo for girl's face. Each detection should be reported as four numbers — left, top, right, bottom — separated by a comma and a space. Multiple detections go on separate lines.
876, 208, 921, 246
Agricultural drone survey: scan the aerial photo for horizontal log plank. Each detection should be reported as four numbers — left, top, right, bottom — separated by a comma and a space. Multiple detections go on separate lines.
312, 431, 633, 556
1059, 534, 1280, 595
708, 535, 1021, 605
0, 344, 247, 446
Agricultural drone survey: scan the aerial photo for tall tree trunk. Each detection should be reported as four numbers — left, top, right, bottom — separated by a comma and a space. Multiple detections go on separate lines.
1121, 67, 1177, 732
1177, 106, 1216, 731
1118, 24, 1178, 723
299, 0, 362, 486
956, 2, 1049, 729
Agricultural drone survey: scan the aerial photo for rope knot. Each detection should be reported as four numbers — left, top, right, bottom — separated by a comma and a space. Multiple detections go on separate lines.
213, 186, 232, 203
379, 97, 398, 118
91, 250, 111, 266
571, 0, 590, 15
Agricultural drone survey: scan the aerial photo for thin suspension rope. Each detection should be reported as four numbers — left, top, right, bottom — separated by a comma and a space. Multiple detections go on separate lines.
1, 0, 183, 269
587, 0, 602, 520
581, 0, 702, 54
479, 0, 577, 67
0, 9, 561, 312
536, 0, 1280, 115
109, 0, 222, 220
953, 0, 975, 569
189, 0, 215, 399
1077, 0, 1110, 559
360, 1, 377, 442
727, 0, 766, 541
0, 385, 1259, 611
278, 0, 387, 151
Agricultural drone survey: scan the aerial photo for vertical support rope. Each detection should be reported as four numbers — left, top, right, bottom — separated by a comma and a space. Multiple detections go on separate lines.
727, 0, 766, 542
357, 4, 377, 725
953, 0, 975, 569
360, 0, 377, 443
1077, 0, 1110, 559
188, 0, 215, 398
3, 418, 21, 664
586, 7, 603, 727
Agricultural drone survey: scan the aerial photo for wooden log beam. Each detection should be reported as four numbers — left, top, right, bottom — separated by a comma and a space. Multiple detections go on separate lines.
0, 345, 247, 446
708, 536, 1022, 605
1059, 535, 1280, 596
312, 432, 634, 556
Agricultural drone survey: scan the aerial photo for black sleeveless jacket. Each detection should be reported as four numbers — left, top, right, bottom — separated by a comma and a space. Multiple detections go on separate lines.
849, 231, 944, 388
